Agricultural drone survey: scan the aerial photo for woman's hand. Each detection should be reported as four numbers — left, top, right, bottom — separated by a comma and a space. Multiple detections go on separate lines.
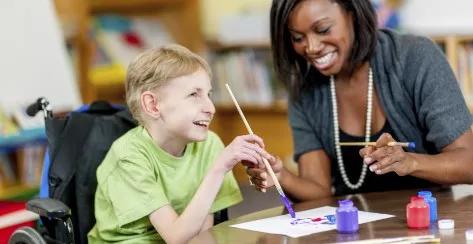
246, 156, 284, 191
359, 133, 416, 176
215, 134, 273, 173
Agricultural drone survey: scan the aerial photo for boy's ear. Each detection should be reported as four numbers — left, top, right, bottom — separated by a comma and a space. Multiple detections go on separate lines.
141, 91, 160, 119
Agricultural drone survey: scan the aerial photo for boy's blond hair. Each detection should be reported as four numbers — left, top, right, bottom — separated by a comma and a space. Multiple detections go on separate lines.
125, 44, 212, 125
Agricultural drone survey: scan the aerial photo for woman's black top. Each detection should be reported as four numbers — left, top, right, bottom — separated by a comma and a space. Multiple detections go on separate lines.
332, 121, 436, 196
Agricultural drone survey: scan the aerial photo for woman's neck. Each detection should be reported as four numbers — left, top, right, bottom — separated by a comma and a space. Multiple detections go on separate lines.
335, 62, 369, 86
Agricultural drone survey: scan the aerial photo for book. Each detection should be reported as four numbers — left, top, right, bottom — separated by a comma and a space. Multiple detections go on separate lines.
0, 154, 16, 188
17, 144, 45, 187
211, 49, 284, 105
89, 15, 174, 86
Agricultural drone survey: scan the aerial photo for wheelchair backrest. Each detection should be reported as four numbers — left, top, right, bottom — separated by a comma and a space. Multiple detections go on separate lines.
45, 101, 136, 244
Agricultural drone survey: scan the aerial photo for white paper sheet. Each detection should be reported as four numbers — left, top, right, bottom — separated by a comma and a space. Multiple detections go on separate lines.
231, 206, 394, 238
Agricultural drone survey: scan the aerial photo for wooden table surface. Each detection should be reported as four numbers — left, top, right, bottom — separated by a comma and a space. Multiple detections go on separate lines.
190, 187, 473, 243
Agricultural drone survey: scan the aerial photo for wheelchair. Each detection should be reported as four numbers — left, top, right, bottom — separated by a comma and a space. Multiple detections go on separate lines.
8, 97, 136, 244
8, 98, 229, 244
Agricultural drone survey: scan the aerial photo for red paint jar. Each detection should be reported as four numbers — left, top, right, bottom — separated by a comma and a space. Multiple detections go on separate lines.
406, 196, 430, 229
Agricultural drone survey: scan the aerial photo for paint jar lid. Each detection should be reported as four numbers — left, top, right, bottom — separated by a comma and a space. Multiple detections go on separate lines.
418, 191, 432, 197
338, 199, 354, 207
438, 219, 455, 229
466, 229, 473, 241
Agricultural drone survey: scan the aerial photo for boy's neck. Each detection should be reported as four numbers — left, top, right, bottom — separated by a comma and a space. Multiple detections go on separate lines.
145, 125, 187, 157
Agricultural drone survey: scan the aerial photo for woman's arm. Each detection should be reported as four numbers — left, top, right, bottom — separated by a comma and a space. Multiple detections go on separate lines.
361, 130, 473, 184
281, 150, 332, 201
248, 149, 332, 201
411, 129, 473, 184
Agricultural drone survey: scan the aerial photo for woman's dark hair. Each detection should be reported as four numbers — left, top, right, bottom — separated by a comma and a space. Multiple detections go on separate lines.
270, 0, 377, 100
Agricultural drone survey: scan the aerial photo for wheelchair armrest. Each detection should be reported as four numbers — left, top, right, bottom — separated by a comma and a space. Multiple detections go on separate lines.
26, 198, 71, 220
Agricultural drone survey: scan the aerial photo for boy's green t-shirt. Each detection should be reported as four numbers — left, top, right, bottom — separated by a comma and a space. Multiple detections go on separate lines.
87, 126, 242, 243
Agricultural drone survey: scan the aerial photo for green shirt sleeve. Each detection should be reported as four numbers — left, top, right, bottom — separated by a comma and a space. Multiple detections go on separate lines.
107, 158, 169, 227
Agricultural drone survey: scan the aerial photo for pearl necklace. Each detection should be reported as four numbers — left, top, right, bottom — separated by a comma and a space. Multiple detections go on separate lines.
330, 68, 373, 190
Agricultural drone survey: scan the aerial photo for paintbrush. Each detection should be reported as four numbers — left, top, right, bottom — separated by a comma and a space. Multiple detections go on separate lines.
225, 84, 296, 218
335, 234, 439, 244
337, 141, 416, 150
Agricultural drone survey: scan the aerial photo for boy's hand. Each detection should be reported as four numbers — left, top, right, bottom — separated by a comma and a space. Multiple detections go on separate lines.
246, 156, 283, 191
215, 134, 274, 173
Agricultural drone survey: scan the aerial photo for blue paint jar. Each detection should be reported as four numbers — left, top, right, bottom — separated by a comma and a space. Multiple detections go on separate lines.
336, 199, 359, 233
418, 191, 437, 222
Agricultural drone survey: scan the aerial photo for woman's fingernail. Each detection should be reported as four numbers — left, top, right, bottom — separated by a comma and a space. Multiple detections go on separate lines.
370, 165, 377, 172
364, 157, 372, 164
376, 170, 382, 174
261, 172, 267, 178
262, 181, 267, 187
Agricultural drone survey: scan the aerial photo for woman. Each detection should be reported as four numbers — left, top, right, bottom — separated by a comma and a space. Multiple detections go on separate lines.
248, 0, 473, 200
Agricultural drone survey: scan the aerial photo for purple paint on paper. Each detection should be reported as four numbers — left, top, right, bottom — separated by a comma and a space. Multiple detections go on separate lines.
280, 195, 296, 218
290, 215, 336, 225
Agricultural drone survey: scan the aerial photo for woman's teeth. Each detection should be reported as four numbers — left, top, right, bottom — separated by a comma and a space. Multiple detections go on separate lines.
315, 52, 334, 64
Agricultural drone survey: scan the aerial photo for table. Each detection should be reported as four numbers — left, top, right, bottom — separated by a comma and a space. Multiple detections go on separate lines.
190, 187, 473, 243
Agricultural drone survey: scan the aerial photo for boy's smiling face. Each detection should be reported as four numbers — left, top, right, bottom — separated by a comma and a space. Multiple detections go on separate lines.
155, 68, 215, 145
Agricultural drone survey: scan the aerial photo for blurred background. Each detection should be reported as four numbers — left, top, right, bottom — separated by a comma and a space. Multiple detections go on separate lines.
1, 0, 473, 229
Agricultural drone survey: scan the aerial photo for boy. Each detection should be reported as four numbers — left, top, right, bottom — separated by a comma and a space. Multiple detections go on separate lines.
87, 45, 274, 243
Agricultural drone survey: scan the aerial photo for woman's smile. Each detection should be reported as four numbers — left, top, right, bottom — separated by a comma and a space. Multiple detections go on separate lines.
310, 51, 338, 71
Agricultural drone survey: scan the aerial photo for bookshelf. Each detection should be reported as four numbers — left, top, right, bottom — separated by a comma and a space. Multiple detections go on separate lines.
88, 0, 188, 12
0, 185, 40, 201
54, 0, 205, 104
0, 130, 46, 200
432, 35, 473, 111
206, 41, 270, 53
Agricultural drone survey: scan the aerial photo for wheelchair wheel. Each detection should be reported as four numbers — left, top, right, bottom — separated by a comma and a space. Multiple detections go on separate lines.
8, 226, 46, 244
